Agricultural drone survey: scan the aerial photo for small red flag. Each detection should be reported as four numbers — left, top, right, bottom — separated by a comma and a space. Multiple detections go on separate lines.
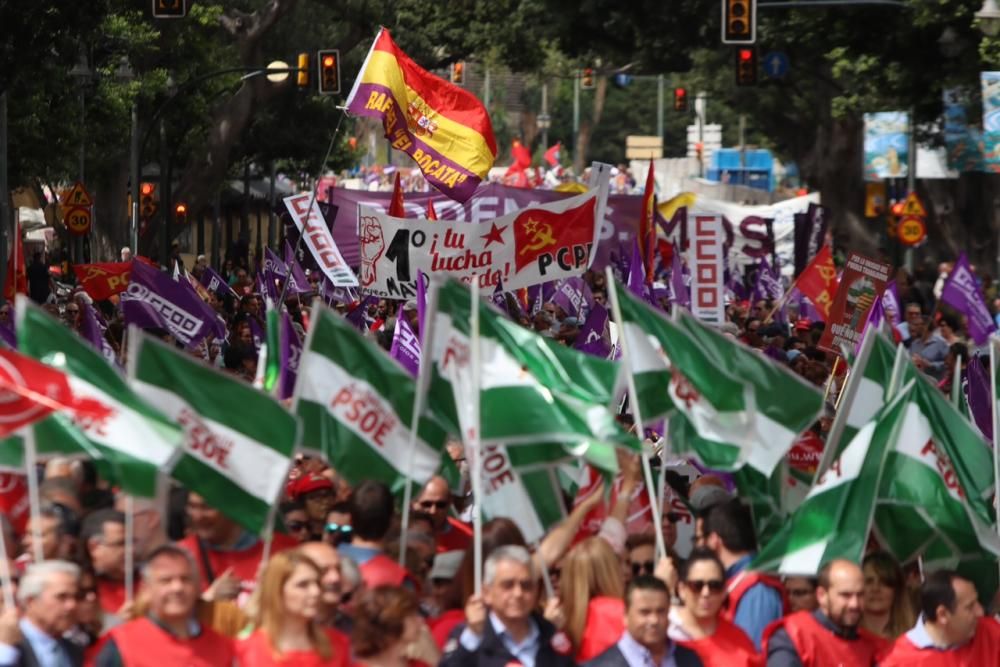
544, 142, 561, 167
427, 200, 438, 220
795, 245, 839, 321
388, 172, 405, 218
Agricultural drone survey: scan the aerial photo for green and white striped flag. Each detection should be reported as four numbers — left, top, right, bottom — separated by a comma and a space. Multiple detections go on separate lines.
428, 279, 637, 449
129, 331, 297, 533
816, 330, 896, 477
16, 298, 183, 497
615, 284, 823, 475
753, 381, 912, 575
294, 305, 451, 495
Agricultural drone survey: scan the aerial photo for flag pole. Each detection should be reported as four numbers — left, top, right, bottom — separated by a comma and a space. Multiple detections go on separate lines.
989, 338, 1000, 582
470, 281, 484, 596
399, 278, 440, 568
23, 428, 43, 564
816, 327, 875, 479
0, 517, 13, 611
124, 494, 135, 605
822, 356, 841, 404
951, 353, 962, 409
605, 267, 667, 562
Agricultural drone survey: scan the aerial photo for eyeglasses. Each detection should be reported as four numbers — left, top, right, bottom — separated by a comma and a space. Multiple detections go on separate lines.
325, 522, 352, 535
686, 579, 725, 594
419, 500, 449, 510
631, 561, 655, 576
286, 521, 308, 532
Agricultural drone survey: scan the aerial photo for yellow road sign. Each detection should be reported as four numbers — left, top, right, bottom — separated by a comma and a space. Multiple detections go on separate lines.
64, 206, 92, 236
61, 181, 93, 208
897, 215, 926, 246
899, 191, 926, 218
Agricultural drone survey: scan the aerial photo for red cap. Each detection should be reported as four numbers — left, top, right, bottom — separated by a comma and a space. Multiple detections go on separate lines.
288, 473, 334, 499
794, 318, 812, 331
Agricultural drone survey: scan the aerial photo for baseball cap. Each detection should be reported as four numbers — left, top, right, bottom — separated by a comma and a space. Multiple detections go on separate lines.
794, 318, 812, 332
288, 473, 334, 500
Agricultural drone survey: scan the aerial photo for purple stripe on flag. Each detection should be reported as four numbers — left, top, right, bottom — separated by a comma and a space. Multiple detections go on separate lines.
279, 312, 302, 400
80, 302, 119, 366
574, 303, 612, 358
0, 321, 15, 349
123, 260, 223, 347
669, 248, 690, 309
627, 239, 647, 300
965, 354, 993, 441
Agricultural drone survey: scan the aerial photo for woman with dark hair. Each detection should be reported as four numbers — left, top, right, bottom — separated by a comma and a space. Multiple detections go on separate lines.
669, 547, 761, 666
236, 550, 351, 666
351, 585, 436, 666
861, 551, 916, 639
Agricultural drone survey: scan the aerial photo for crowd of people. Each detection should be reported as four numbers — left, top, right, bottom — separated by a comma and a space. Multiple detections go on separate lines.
0, 238, 999, 667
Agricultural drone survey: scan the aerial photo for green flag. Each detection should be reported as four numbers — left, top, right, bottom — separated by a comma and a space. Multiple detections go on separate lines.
129, 331, 297, 533
294, 305, 451, 495
16, 297, 182, 497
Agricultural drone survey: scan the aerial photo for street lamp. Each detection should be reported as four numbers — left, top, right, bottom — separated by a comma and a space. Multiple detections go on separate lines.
976, 0, 1000, 36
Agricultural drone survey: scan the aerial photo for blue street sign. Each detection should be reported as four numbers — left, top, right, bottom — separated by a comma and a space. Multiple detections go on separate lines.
763, 51, 789, 79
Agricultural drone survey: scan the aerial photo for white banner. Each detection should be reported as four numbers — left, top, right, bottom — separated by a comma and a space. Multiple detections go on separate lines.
283, 193, 358, 287
358, 188, 603, 299
687, 214, 725, 326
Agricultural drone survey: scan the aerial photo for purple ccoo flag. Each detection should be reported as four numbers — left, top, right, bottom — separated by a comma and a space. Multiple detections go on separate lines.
669, 247, 690, 309
940, 253, 998, 345
389, 310, 421, 377
80, 301, 119, 367
965, 353, 993, 441
200, 266, 239, 300
123, 260, 224, 347
574, 303, 612, 358
279, 311, 302, 400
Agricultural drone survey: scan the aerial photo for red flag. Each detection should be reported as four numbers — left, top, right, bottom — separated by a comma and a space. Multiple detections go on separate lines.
427, 200, 438, 220
639, 161, 656, 284
4, 221, 26, 301
73, 262, 133, 301
0, 348, 114, 436
544, 142, 561, 167
388, 172, 405, 217
505, 140, 533, 188
512, 198, 597, 272
0, 474, 29, 534
795, 245, 839, 320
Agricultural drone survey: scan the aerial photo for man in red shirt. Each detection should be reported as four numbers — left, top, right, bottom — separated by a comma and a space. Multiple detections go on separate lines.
80, 509, 131, 615
412, 475, 471, 553
176, 492, 296, 606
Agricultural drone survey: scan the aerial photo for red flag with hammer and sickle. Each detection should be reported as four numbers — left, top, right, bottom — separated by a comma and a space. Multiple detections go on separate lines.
513, 198, 596, 272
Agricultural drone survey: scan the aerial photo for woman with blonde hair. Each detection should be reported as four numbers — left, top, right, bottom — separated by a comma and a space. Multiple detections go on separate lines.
861, 551, 916, 639
236, 550, 351, 666
557, 536, 626, 662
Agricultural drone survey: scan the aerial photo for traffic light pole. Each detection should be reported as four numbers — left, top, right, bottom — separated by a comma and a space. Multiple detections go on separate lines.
656, 75, 664, 142
130, 103, 140, 256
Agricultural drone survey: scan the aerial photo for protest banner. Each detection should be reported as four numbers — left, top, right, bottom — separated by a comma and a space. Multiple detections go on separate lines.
73, 262, 133, 301
283, 193, 358, 288
357, 188, 602, 298
818, 252, 891, 352
940, 252, 998, 345
687, 214, 725, 326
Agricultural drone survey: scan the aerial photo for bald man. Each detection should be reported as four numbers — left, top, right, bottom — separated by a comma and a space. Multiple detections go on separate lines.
763, 559, 888, 666
411, 475, 471, 553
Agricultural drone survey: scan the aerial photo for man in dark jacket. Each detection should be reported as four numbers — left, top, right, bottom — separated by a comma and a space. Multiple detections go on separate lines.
0, 560, 84, 666
440, 545, 576, 667
584, 576, 702, 667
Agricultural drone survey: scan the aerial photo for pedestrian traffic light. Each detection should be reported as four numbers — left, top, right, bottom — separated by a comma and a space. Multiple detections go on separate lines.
735, 48, 758, 86
152, 0, 186, 18
722, 0, 756, 44
174, 202, 188, 225
140, 182, 158, 220
673, 87, 688, 111
317, 49, 340, 95
450, 62, 465, 85
296, 52, 309, 89
581, 68, 595, 90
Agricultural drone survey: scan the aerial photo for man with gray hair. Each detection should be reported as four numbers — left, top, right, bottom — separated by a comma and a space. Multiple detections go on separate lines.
441, 545, 576, 666
0, 560, 83, 666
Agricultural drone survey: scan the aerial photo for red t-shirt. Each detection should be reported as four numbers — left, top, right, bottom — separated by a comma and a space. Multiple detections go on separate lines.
177, 533, 298, 606
96, 577, 140, 616
236, 627, 351, 667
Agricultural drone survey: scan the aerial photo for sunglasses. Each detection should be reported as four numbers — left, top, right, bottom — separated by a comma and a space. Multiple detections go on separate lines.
686, 579, 725, 594
419, 500, 449, 510
631, 561, 655, 576
325, 522, 352, 535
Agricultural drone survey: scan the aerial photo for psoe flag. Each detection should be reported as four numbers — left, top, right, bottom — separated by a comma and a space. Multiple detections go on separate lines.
345, 28, 497, 203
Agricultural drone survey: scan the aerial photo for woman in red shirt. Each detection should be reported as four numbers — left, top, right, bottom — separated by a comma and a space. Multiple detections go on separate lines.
669, 547, 761, 667
236, 550, 351, 666
351, 585, 436, 666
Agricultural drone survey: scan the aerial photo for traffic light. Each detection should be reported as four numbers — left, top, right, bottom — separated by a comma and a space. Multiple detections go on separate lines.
673, 87, 688, 111
722, 0, 756, 44
152, 0, 186, 18
140, 182, 158, 220
174, 203, 188, 226
450, 62, 464, 85
581, 68, 595, 90
735, 47, 758, 86
296, 53, 309, 89
317, 50, 341, 95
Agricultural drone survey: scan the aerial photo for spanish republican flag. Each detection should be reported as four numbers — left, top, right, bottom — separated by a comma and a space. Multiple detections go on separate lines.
345, 28, 497, 203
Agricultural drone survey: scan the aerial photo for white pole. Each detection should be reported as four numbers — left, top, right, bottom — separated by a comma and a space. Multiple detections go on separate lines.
0, 520, 13, 611
398, 280, 440, 567
605, 267, 667, 561
470, 281, 484, 596
23, 429, 42, 564
124, 495, 135, 605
